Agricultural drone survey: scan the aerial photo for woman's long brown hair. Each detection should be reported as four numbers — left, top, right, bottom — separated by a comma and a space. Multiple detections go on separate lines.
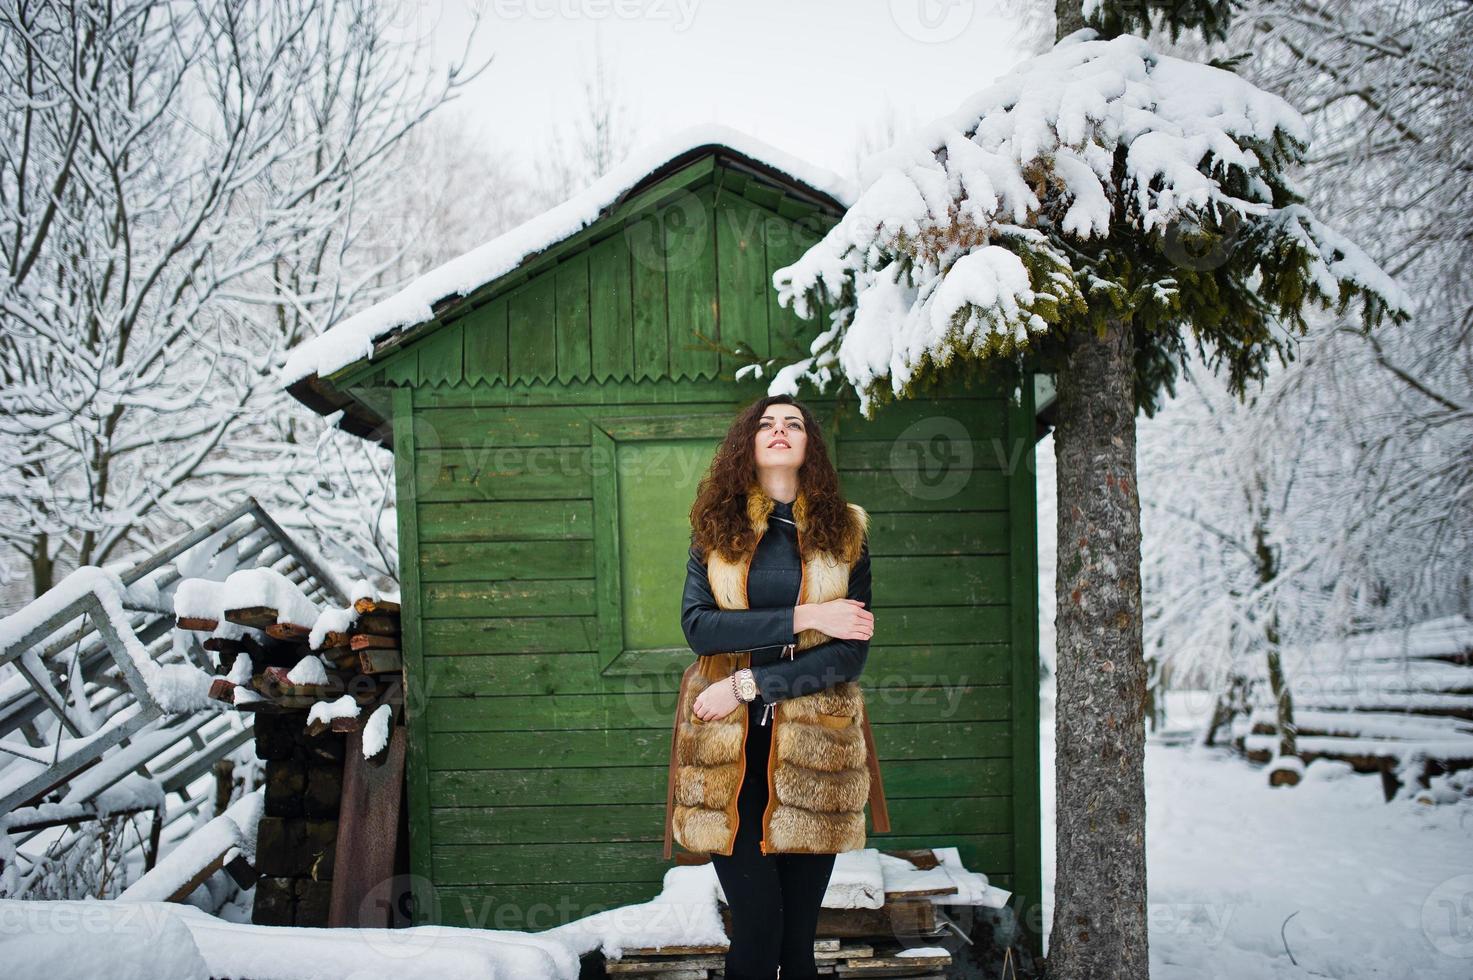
689, 394, 859, 563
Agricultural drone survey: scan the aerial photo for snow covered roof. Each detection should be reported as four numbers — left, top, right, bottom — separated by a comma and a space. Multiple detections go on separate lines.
281, 124, 854, 439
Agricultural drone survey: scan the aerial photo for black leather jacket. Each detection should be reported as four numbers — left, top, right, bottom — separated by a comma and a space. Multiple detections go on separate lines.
680, 498, 873, 706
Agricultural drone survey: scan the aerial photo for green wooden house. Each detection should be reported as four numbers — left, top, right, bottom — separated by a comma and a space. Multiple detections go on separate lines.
284, 131, 1043, 951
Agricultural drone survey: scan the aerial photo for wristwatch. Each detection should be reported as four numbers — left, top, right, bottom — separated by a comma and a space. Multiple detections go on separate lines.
731, 667, 759, 703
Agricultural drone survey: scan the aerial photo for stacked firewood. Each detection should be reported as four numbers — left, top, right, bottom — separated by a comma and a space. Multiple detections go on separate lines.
607, 937, 953, 979
181, 591, 410, 928
605, 849, 962, 979
1232, 615, 1473, 798
184, 594, 405, 735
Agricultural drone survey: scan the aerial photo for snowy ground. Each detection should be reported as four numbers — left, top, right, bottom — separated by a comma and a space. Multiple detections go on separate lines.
1039, 687, 1473, 978
6, 685, 1470, 978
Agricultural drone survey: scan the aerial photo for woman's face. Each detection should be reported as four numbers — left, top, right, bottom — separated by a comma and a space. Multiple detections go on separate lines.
753, 404, 808, 473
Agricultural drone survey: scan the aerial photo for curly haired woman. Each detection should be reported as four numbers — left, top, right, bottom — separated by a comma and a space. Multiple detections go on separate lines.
663, 393, 889, 980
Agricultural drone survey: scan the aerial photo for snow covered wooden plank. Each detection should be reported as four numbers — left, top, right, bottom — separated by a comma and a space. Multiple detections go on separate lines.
349, 632, 398, 652
197, 567, 321, 635
1246, 708, 1473, 741
118, 788, 263, 903
1240, 733, 1473, 767
353, 596, 401, 616
834, 948, 952, 973
358, 647, 402, 674
311, 628, 352, 650
1257, 691, 1473, 720
264, 621, 314, 642
225, 606, 290, 629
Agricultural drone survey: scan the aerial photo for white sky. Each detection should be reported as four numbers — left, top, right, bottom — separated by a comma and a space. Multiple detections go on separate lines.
413, 0, 1033, 181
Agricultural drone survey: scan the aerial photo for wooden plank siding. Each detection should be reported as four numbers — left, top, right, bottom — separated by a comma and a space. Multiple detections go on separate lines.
367, 159, 1039, 936
394, 387, 1036, 928
350, 162, 832, 394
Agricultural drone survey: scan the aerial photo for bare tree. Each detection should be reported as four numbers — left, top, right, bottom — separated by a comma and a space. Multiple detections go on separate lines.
265, 108, 538, 588
1136, 0, 1473, 718
1197, 0, 1470, 622
1137, 360, 1334, 752
0, 0, 490, 601
532, 30, 638, 209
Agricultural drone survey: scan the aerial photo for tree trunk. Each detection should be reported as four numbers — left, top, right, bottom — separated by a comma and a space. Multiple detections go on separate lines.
1200, 667, 1250, 748
1261, 602, 1296, 758
1056, 0, 1086, 37
1265, 636, 1297, 757
1252, 507, 1297, 757
1048, 318, 1150, 978
32, 530, 54, 599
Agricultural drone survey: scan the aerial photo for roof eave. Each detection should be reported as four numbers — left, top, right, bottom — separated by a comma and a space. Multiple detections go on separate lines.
286, 373, 393, 450
285, 144, 849, 434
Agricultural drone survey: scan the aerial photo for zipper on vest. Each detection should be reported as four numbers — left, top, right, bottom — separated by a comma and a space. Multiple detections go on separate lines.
730, 527, 766, 861
759, 701, 773, 726
761, 520, 803, 855
760, 702, 778, 855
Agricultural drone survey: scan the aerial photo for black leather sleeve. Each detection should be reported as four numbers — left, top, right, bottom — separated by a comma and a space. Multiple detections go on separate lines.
681, 543, 798, 655
750, 540, 872, 703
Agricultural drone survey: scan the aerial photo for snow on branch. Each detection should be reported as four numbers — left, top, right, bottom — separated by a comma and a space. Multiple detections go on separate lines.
770, 29, 1413, 417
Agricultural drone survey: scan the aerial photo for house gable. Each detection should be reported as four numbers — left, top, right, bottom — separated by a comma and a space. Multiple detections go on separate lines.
335, 154, 842, 392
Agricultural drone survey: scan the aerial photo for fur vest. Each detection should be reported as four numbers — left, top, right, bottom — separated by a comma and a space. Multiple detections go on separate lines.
662, 486, 890, 859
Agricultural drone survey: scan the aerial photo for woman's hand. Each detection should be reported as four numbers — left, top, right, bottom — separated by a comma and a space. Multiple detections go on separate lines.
794, 598, 874, 641
693, 675, 743, 721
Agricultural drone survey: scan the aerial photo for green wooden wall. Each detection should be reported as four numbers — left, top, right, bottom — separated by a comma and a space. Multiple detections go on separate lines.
389, 381, 1040, 939
353, 158, 834, 392
364, 160, 1041, 950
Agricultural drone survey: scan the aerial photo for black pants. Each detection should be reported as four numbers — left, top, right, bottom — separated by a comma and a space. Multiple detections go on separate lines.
709, 700, 837, 980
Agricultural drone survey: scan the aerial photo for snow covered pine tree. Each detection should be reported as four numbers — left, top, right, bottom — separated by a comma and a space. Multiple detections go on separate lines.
752, 3, 1411, 976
